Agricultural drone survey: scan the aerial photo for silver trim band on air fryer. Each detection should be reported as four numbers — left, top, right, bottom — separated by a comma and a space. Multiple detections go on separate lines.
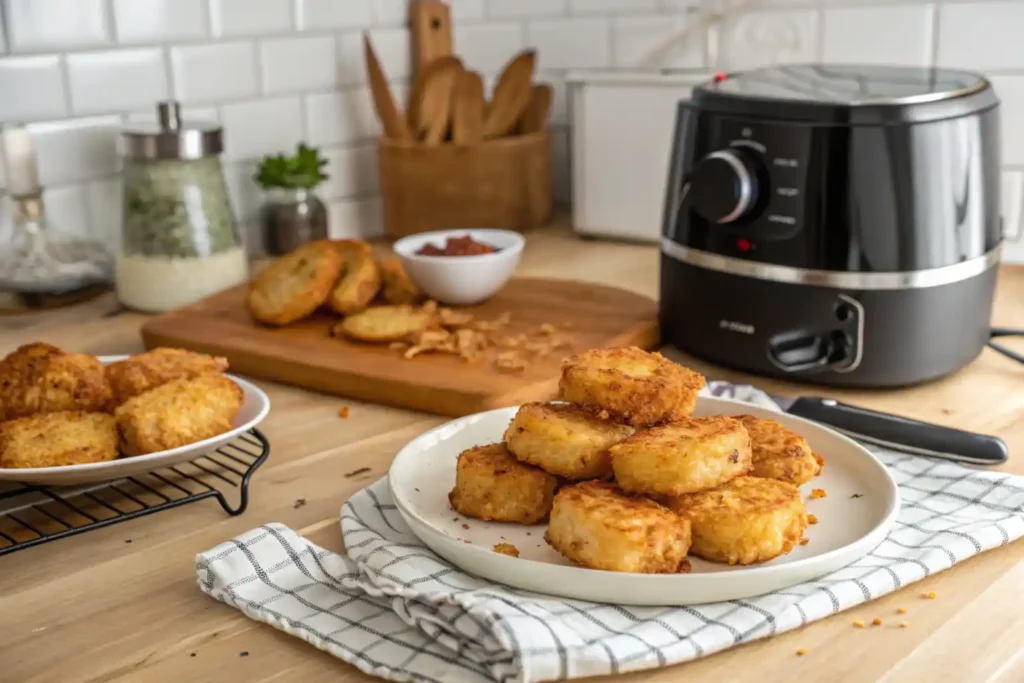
660, 239, 1001, 290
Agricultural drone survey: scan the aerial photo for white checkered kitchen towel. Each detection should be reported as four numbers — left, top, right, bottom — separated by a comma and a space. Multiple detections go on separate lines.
196, 382, 1024, 683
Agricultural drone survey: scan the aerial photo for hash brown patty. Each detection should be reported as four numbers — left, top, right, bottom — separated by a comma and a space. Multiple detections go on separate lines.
545, 480, 692, 573
733, 414, 823, 486
448, 443, 558, 524
247, 240, 342, 326
667, 476, 807, 566
114, 374, 244, 455
0, 342, 113, 420
0, 411, 118, 469
503, 402, 634, 480
558, 346, 705, 427
610, 415, 753, 496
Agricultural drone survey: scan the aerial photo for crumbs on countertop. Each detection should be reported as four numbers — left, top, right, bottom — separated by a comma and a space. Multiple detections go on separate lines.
293, 498, 306, 509
896, 607, 907, 614
852, 619, 865, 628
796, 648, 807, 656
921, 591, 937, 599
851, 493, 864, 499
344, 467, 371, 478
871, 617, 882, 626
900, 621, 910, 628
338, 406, 350, 419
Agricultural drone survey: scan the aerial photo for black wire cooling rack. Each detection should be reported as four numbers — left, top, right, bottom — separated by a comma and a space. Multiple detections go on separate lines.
0, 428, 270, 557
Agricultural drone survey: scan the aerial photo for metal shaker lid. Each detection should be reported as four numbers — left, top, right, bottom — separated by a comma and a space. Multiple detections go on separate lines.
120, 100, 223, 160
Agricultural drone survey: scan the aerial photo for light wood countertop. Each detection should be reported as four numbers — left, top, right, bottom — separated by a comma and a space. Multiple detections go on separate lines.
2, 223, 1024, 683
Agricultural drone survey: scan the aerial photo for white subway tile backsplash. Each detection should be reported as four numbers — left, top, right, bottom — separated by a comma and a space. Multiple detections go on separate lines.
373, 0, 484, 24
0, 0, 1020, 248
528, 18, 612, 70
537, 70, 568, 125
613, 14, 705, 68
42, 184, 91, 239
261, 36, 338, 94
328, 195, 383, 238
305, 88, 380, 146
5, 0, 110, 52
171, 42, 258, 103
718, 9, 819, 71
937, 2, 1024, 71
67, 48, 169, 115
321, 143, 378, 200
822, 5, 933, 67
295, 0, 372, 30
27, 116, 121, 186
572, 0, 659, 14
224, 161, 262, 225
113, 0, 208, 44
991, 76, 1024, 166
86, 178, 122, 249
489, 0, 567, 19
210, 0, 292, 38
221, 97, 303, 161
0, 55, 67, 122
457, 23, 525, 73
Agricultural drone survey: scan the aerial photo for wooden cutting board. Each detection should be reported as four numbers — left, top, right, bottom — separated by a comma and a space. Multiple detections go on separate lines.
140, 277, 659, 418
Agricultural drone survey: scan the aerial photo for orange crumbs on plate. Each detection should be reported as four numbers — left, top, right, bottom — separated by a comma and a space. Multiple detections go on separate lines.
338, 406, 350, 419
810, 488, 826, 499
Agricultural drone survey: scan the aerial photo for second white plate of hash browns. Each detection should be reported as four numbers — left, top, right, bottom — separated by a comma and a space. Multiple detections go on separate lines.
0, 354, 270, 487
388, 397, 900, 606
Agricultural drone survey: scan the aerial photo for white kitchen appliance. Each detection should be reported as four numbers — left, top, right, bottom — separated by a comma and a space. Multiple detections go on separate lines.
567, 69, 710, 243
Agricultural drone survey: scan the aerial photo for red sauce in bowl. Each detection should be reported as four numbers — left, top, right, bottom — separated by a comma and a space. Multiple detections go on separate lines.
416, 235, 500, 257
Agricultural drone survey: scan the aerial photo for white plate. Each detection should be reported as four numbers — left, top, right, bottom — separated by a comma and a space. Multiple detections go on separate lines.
388, 397, 900, 606
0, 355, 270, 487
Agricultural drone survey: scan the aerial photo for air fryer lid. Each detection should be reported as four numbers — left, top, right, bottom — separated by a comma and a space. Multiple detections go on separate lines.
692, 64, 996, 125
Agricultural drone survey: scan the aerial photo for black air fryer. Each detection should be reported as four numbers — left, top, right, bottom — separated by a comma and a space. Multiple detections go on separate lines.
659, 64, 1002, 388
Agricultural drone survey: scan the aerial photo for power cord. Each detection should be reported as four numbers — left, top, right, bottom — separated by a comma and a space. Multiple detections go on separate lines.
988, 328, 1024, 366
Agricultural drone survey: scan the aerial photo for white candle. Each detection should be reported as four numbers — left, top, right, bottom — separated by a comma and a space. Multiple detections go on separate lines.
2, 126, 41, 196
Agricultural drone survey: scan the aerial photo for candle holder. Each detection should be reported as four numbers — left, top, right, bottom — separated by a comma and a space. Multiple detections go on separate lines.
0, 125, 113, 299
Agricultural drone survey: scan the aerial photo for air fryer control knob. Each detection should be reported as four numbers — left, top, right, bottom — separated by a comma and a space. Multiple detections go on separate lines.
688, 149, 760, 224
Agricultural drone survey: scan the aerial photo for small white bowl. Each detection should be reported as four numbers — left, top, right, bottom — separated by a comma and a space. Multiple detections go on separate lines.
392, 229, 525, 306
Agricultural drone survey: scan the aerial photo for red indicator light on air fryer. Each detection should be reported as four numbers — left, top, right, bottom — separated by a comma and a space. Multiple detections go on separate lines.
715, 72, 727, 82
737, 238, 751, 251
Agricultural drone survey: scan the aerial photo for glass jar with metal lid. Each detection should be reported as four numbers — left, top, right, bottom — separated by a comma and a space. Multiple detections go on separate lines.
116, 100, 248, 313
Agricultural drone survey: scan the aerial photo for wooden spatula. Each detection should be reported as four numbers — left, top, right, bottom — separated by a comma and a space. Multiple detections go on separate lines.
407, 56, 461, 141
410, 1, 453, 74
363, 32, 412, 142
451, 69, 485, 144
483, 50, 536, 139
407, 57, 462, 145
517, 83, 554, 134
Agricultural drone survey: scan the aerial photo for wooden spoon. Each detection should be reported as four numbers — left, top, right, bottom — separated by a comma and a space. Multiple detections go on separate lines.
410, 1, 453, 74
451, 70, 485, 145
363, 32, 412, 142
517, 83, 554, 134
483, 50, 536, 139
406, 56, 462, 143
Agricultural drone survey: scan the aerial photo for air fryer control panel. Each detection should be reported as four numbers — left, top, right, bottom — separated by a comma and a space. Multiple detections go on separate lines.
669, 112, 826, 267
666, 100, 1000, 273
686, 118, 813, 241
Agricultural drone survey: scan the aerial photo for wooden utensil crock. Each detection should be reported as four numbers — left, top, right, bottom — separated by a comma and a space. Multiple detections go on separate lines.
377, 131, 553, 239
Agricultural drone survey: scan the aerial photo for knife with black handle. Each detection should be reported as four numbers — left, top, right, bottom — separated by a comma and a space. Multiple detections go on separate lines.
772, 395, 1009, 466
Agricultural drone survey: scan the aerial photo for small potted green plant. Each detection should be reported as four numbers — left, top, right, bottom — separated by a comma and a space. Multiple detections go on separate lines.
254, 143, 330, 255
